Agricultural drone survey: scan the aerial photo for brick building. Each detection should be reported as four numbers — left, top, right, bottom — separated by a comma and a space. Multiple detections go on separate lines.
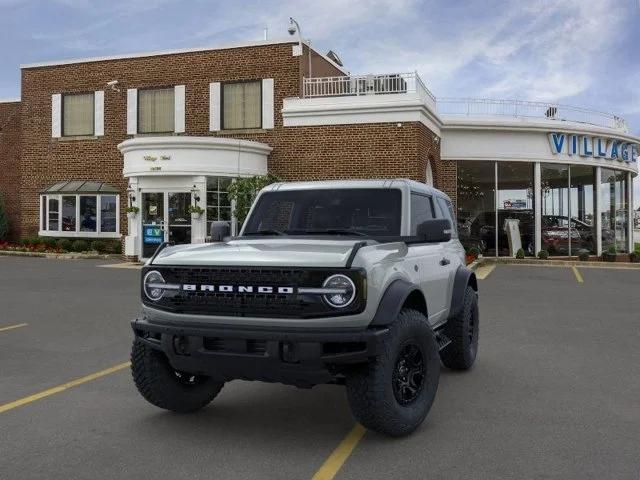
0, 37, 638, 259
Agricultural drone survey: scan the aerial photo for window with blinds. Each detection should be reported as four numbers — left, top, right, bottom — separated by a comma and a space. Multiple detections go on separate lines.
138, 88, 175, 133
222, 81, 261, 130
63, 93, 94, 136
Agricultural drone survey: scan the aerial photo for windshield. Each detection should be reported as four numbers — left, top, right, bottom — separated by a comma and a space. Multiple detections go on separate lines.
243, 188, 402, 237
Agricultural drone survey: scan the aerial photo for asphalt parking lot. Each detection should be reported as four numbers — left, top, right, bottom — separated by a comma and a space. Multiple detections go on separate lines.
1, 257, 639, 480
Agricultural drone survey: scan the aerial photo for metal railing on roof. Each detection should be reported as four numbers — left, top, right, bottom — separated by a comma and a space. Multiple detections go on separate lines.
436, 97, 628, 132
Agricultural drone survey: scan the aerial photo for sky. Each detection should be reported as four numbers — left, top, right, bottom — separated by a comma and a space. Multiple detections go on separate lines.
0, 0, 639, 202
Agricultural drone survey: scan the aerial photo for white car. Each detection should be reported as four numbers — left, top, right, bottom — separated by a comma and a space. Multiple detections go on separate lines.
131, 179, 479, 436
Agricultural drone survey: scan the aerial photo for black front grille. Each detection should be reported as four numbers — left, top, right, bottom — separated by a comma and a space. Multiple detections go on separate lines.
142, 266, 366, 319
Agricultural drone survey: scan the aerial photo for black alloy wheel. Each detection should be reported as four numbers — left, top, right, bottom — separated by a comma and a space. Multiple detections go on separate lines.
392, 342, 425, 406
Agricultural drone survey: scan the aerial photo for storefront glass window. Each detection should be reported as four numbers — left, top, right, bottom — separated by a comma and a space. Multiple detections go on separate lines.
100, 195, 117, 233
601, 168, 628, 253
206, 177, 233, 233
457, 161, 496, 256
497, 162, 535, 256
541, 164, 569, 255
569, 165, 596, 255
80, 196, 97, 232
48, 197, 59, 231
61, 196, 76, 232
40, 193, 119, 237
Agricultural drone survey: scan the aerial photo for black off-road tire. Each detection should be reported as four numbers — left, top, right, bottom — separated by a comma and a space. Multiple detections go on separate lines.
345, 308, 440, 437
440, 286, 479, 370
131, 340, 224, 413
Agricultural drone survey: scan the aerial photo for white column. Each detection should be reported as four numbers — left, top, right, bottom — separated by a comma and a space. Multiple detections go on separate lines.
534, 162, 541, 255
124, 177, 139, 258
628, 171, 634, 253
209, 83, 221, 131
595, 167, 602, 256
191, 176, 207, 244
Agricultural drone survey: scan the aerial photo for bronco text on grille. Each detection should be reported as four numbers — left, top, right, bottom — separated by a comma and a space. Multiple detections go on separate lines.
140, 266, 366, 318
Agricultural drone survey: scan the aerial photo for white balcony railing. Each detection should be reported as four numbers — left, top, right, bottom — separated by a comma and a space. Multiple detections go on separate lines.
436, 98, 629, 132
303, 72, 436, 108
302, 74, 628, 133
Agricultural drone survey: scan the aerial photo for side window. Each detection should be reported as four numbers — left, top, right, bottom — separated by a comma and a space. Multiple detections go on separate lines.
410, 193, 434, 235
436, 197, 458, 238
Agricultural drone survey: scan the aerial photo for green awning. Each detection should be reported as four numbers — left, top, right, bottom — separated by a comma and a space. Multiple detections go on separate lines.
41, 180, 120, 194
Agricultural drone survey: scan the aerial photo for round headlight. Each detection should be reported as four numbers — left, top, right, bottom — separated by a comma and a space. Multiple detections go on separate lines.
143, 270, 166, 301
323, 274, 356, 308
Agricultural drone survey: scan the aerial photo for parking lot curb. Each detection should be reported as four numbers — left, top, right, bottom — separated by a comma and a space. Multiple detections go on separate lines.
0, 250, 120, 260
485, 257, 640, 270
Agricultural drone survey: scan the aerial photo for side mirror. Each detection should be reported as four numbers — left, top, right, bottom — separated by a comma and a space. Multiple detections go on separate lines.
210, 221, 231, 242
416, 219, 452, 243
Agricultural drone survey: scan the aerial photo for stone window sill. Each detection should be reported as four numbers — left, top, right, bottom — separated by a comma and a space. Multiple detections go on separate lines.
56, 136, 99, 142
216, 129, 268, 135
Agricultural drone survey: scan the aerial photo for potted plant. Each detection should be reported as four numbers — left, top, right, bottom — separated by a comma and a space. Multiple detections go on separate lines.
577, 249, 590, 262
537, 249, 549, 260
515, 248, 525, 259
188, 204, 205, 219
125, 206, 139, 220
465, 246, 480, 264
602, 245, 617, 262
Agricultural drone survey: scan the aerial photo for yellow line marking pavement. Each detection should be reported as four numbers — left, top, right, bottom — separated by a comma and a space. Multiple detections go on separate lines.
98, 262, 143, 269
475, 264, 496, 280
0, 362, 131, 414
311, 424, 366, 480
572, 266, 584, 284
0, 323, 28, 333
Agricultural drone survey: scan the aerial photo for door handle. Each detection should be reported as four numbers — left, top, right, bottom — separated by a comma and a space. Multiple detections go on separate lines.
440, 258, 450, 266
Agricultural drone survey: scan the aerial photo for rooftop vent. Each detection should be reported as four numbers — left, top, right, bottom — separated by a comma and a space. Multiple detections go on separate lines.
326, 50, 343, 67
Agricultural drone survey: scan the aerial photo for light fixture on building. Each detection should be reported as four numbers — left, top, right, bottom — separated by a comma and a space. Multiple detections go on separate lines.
191, 185, 201, 204
127, 186, 136, 203
433, 135, 440, 145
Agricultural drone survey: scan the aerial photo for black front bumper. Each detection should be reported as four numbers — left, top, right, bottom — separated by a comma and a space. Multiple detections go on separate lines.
132, 317, 389, 387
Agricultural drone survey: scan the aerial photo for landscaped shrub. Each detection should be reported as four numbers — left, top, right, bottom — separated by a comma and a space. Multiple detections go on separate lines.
537, 250, 549, 260
0, 193, 9, 241
515, 248, 525, 259
71, 239, 88, 252
57, 238, 73, 251
90, 240, 106, 253
468, 246, 480, 258
577, 249, 590, 261
104, 240, 122, 254
42, 237, 58, 249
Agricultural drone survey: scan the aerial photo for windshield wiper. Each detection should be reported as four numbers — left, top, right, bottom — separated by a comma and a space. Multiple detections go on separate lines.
245, 229, 286, 236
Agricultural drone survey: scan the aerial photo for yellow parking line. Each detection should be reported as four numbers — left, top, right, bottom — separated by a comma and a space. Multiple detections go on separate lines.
0, 323, 28, 333
475, 264, 495, 280
572, 266, 584, 284
0, 362, 130, 414
98, 262, 142, 269
311, 424, 366, 480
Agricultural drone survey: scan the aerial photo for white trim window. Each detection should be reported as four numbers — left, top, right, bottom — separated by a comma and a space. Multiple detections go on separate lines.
39, 193, 120, 238
52, 91, 104, 138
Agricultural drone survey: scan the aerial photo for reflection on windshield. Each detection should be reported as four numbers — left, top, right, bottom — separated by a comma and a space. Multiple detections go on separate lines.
243, 189, 402, 237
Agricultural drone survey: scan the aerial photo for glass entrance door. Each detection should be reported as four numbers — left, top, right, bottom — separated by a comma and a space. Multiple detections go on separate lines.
167, 192, 191, 245
141, 191, 192, 259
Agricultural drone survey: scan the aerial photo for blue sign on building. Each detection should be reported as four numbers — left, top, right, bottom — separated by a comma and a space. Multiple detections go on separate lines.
143, 226, 164, 245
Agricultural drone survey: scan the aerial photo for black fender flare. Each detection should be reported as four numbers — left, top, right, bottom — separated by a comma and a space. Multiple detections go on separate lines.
370, 279, 427, 326
448, 265, 478, 320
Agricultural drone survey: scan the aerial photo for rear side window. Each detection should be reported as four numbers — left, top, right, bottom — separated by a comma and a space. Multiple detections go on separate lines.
410, 193, 434, 235
436, 197, 458, 238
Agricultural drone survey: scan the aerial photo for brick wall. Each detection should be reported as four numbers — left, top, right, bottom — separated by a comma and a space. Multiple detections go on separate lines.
15, 41, 444, 242
0, 101, 21, 239
18, 42, 304, 238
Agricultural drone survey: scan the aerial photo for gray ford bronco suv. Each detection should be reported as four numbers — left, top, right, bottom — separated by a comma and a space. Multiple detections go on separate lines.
131, 179, 479, 436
